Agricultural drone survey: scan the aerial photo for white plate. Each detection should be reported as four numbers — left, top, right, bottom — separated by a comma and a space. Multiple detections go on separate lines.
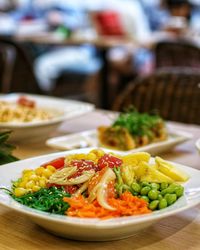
196, 138, 200, 153
0, 148, 199, 241
0, 93, 94, 142
46, 129, 193, 155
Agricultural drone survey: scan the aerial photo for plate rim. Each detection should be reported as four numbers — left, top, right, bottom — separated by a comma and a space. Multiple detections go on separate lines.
196, 138, 200, 152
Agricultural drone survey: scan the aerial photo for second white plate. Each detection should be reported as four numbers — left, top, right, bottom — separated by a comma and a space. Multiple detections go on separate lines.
46, 129, 193, 155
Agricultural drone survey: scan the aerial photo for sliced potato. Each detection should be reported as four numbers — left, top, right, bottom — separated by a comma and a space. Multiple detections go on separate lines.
122, 152, 151, 166
140, 165, 174, 183
155, 157, 189, 182
134, 161, 149, 179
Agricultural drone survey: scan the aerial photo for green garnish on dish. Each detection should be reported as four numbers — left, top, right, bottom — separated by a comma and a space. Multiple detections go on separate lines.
12, 186, 70, 215
98, 108, 168, 151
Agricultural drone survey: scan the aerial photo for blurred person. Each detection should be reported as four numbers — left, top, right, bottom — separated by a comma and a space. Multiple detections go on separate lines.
6, 0, 153, 92
32, 0, 153, 91
164, 0, 192, 19
162, 0, 200, 31
140, 0, 168, 31
0, 0, 16, 11
7, 0, 101, 92
100, 0, 153, 76
0, 1, 18, 35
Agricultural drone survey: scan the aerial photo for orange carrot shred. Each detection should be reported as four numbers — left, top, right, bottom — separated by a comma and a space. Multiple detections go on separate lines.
63, 192, 151, 219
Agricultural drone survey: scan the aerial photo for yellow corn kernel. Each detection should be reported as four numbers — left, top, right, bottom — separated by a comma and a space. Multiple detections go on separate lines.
90, 149, 105, 159
35, 167, 45, 176
14, 187, 27, 197
32, 185, 41, 192
23, 170, 35, 178
40, 176, 47, 181
75, 154, 86, 160
46, 165, 56, 173
18, 181, 28, 188
22, 169, 33, 175
39, 179, 46, 188
42, 168, 53, 178
21, 175, 29, 182
28, 174, 39, 182
25, 180, 35, 189
87, 153, 97, 161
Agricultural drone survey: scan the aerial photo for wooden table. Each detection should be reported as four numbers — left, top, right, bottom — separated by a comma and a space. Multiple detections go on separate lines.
1, 110, 200, 250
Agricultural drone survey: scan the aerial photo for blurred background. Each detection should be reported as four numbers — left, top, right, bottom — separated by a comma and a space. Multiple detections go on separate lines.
0, 0, 200, 110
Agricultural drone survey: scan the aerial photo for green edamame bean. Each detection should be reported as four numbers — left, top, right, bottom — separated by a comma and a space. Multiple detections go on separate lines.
141, 195, 150, 203
158, 199, 168, 209
148, 189, 159, 200
161, 187, 175, 195
151, 183, 160, 190
168, 183, 179, 189
174, 186, 184, 198
166, 194, 177, 206
141, 181, 150, 187
149, 200, 159, 210
160, 182, 169, 190
164, 193, 170, 200
140, 186, 151, 195
131, 182, 141, 193
157, 194, 163, 201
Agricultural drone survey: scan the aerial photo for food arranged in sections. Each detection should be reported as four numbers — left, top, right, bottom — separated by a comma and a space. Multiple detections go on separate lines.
10, 149, 189, 219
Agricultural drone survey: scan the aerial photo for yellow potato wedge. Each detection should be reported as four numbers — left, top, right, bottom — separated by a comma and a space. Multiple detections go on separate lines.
122, 152, 151, 166
155, 157, 190, 182
140, 165, 174, 183
134, 161, 149, 179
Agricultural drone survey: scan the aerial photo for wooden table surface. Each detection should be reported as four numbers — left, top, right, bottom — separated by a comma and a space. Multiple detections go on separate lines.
1, 110, 200, 250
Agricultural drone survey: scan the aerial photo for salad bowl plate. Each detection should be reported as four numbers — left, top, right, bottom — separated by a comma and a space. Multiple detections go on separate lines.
0, 148, 200, 241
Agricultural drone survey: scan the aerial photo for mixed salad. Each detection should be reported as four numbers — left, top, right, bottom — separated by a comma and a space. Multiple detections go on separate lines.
9, 149, 189, 219
98, 109, 168, 151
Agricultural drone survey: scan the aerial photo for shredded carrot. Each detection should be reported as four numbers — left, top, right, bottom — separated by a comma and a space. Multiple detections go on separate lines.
63, 192, 151, 219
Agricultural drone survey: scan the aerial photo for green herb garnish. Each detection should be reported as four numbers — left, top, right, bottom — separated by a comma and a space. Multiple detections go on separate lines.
112, 108, 164, 138
11, 186, 71, 215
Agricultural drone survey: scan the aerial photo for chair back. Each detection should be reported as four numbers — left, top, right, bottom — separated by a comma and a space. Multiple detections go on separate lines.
0, 38, 42, 94
113, 68, 200, 124
155, 40, 200, 69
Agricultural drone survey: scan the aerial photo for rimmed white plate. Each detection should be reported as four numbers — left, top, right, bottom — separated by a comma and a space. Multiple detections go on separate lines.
196, 138, 200, 153
0, 93, 94, 142
0, 148, 199, 241
46, 129, 193, 155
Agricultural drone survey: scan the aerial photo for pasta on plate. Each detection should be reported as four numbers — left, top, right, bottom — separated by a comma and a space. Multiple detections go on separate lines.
0, 97, 60, 123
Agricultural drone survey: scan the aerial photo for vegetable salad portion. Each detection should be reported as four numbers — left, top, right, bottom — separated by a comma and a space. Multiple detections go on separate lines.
11, 149, 189, 219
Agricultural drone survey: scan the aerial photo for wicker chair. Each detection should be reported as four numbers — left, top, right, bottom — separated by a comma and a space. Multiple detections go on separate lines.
113, 68, 200, 124
0, 38, 42, 94
155, 40, 200, 69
